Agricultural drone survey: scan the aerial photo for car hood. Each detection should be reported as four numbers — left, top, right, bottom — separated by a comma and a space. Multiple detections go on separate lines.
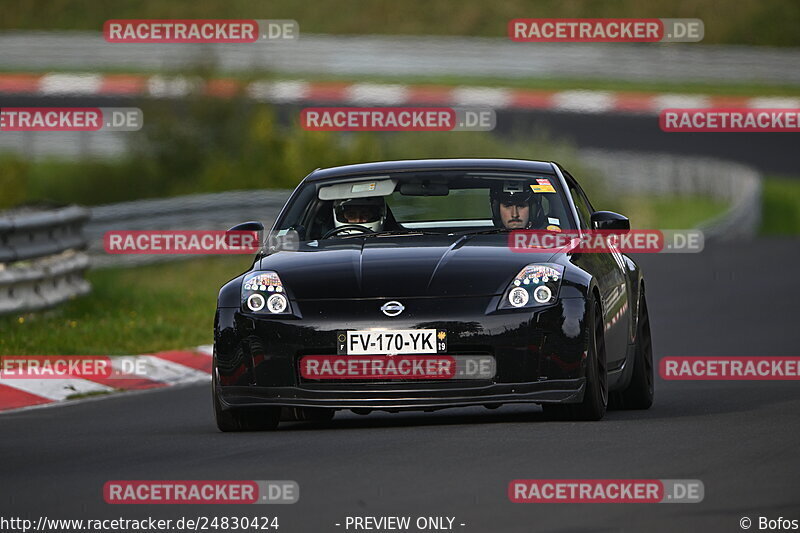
258, 234, 559, 299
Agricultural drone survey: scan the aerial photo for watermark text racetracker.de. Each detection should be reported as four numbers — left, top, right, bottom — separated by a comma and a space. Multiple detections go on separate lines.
1, 355, 192, 381
1, 356, 120, 379
300, 355, 496, 380
104, 480, 297, 504
0, 108, 142, 131
509, 479, 704, 503
509, 18, 703, 42
661, 357, 800, 380
661, 108, 800, 132
508, 230, 704, 254
301, 107, 496, 132
104, 19, 298, 42
104, 230, 261, 254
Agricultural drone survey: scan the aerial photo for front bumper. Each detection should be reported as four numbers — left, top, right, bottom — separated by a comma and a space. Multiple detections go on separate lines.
218, 378, 585, 410
214, 294, 590, 410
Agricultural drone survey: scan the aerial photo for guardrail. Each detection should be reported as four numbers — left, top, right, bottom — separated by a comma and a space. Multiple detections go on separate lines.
0, 206, 91, 315
580, 149, 762, 240
86, 190, 290, 268
1, 33, 798, 85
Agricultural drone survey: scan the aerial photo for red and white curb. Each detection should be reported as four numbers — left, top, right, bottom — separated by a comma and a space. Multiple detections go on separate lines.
1, 72, 797, 115
0, 345, 213, 413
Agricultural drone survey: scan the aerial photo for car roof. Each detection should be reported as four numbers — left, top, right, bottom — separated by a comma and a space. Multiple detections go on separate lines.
304, 158, 557, 182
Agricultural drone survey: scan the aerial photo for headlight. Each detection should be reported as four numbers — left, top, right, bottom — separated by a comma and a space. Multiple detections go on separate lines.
499, 263, 564, 310
242, 271, 291, 314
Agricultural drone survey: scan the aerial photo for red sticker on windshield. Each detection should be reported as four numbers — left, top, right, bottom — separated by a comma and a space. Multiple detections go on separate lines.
530, 179, 556, 193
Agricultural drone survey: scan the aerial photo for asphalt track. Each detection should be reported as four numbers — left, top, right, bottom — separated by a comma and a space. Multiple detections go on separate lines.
2, 238, 799, 533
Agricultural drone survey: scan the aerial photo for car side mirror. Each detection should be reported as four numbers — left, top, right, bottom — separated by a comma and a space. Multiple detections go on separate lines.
590, 211, 630, 232
225, 221, 264, 251
227, 221, 264, 233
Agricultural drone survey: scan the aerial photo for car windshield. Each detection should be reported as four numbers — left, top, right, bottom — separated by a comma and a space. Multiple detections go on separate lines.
273, 170, 576, 242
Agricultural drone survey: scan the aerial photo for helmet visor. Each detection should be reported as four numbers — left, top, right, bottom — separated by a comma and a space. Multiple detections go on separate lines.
335, 199, 384, 224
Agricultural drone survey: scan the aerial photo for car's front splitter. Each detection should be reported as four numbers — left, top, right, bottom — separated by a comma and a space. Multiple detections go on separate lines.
217, 377, 585, 411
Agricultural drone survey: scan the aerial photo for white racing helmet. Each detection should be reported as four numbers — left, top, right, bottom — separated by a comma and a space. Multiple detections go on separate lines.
333, 197, 386, 233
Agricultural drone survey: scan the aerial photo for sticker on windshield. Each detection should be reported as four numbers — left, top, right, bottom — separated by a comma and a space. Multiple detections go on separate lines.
530, 179, 556, 193
351, 182, 376, 193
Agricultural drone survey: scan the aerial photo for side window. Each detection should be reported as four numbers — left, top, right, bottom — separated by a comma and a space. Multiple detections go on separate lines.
567, 180, 594, 230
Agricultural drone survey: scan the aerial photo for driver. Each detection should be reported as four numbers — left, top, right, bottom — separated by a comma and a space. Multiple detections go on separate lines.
490, 185, 542, 229
332, 196, 386, 234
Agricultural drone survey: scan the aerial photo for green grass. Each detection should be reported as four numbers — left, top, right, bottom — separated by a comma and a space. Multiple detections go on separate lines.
761, 176, 800, 234
607, 195, 729, 230
4, 0, 800, 46
0, 256, 252, 355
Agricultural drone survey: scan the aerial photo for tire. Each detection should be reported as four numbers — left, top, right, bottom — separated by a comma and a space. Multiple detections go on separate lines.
281, 407, 336, 422
213, 372, 280, 432
614, 292, 654, 410
543, 298, 608, 421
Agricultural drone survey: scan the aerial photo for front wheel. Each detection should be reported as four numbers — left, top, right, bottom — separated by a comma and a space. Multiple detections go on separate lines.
213, 372, 280, 432
281, 407, 336, 423
613, 292, 654, 410
543, 299, 608, 421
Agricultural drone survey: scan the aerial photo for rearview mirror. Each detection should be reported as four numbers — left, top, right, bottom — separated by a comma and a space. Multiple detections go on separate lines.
590, 211, 630, 232
399, 182, 449, 196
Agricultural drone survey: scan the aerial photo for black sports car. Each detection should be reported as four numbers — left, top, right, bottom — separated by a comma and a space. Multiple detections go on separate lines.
213, 159, 653, 431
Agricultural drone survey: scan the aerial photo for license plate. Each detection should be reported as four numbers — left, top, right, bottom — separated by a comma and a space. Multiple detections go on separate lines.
337, 329, 447, 355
